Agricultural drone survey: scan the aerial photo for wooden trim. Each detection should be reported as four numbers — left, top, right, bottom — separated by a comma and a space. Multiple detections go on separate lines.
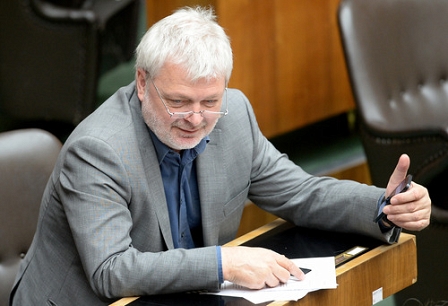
109, 297, 139, 306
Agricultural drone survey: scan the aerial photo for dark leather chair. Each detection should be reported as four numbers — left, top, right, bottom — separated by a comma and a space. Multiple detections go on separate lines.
338, 0, 448, 303
0, 0, 140, 139
0, 129, 61, 306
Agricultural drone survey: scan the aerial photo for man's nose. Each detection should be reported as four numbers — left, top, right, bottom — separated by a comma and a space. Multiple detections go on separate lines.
184, 111, 204, 125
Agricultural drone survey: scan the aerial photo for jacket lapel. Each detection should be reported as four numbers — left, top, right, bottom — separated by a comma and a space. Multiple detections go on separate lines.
197, 127, 227, 246
129, 89, 174, 250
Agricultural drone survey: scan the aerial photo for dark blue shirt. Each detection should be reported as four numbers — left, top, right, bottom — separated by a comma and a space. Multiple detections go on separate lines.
149, 130, 208, 249
149, 131, 224, 282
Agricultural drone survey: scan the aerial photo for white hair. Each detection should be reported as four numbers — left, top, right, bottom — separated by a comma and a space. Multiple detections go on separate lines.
135, 6, 233, 83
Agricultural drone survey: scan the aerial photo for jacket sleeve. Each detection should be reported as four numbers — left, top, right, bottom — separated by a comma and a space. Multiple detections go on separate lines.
228, 90, 399, 244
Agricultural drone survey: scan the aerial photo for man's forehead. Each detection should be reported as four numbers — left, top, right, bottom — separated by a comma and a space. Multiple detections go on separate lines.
157, 62, 226, 85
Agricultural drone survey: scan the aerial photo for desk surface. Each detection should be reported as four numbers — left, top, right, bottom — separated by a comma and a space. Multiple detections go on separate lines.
111, 219, 417, 306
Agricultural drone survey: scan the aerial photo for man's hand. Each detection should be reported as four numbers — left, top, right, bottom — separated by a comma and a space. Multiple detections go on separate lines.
383, 154, 431, 231
221, 246, 305, 289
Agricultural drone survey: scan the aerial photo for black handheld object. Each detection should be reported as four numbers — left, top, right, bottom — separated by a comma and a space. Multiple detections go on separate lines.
300, 267, 312, 274
374, 174, 413, 223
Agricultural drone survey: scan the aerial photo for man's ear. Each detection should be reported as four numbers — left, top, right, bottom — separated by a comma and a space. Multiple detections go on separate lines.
136, 68, 147, 101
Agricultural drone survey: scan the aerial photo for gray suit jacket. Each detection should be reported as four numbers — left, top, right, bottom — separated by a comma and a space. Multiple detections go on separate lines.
10, 82, 397, 305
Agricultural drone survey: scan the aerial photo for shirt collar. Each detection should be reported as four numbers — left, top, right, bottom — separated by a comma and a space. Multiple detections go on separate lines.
148, 129, 209, 165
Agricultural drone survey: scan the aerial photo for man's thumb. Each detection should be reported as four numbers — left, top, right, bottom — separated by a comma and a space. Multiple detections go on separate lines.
386, 154, 410, 194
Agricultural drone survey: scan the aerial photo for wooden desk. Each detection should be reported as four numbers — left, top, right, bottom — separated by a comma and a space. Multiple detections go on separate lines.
111, 219, 417, 306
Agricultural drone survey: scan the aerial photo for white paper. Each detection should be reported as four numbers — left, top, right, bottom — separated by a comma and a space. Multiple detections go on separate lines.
205, 256, 337, 304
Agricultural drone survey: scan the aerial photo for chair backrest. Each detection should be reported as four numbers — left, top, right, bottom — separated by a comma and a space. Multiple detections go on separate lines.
0, 129, 61, 306
0, 0, 99, 126
338, 0, 448, 190
338, 2, 448, 302
0, 0, 139, 132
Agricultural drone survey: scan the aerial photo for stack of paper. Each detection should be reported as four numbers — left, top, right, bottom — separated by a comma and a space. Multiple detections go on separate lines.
206, 256, 337, 304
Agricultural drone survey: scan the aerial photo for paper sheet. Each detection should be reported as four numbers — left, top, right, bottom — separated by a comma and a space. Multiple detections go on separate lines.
205, 256, 337, 304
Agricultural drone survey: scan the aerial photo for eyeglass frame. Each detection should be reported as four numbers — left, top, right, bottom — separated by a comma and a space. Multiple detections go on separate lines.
150, 79, 228, 119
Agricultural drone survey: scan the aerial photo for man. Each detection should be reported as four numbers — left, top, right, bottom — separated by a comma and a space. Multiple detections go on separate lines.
10, 6, 431, 305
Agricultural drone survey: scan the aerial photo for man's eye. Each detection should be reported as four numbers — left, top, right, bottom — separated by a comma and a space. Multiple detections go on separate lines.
203, 100, 218, 108
168, 100, 187, 108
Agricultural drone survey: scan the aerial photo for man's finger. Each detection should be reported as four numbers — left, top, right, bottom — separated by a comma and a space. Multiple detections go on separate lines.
289, 263, 306, 281
386, 154, 410, 195
276, 255, 305, 281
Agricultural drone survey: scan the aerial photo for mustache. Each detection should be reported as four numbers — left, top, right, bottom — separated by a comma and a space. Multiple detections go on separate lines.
172, 120, 207, 130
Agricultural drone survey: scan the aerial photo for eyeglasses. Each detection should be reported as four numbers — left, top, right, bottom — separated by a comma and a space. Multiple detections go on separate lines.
151, 80, 228, 120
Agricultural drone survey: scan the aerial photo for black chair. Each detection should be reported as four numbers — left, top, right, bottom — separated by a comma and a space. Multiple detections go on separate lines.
0, 0, 140, 140
338, 0, 448, 303
0, 129, 61, 306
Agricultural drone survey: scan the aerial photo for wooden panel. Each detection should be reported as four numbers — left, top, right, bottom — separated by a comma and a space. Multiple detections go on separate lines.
216, 0, 278, 136
145, 0, 216, 25
271, 0, 354, 135
145, 0, 355, 138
